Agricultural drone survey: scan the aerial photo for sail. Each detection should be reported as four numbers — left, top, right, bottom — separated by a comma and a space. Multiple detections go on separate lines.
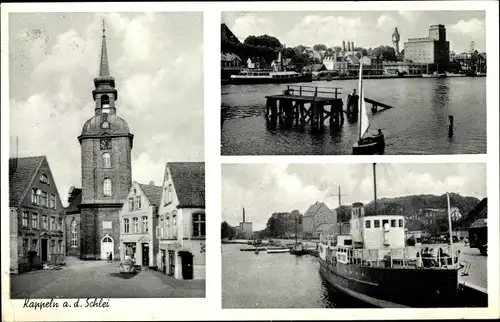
358, 64, 370, 139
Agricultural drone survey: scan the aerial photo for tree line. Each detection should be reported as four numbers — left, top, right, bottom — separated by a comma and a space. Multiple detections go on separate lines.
220, 193, 482, 240
222, 33, 399, 70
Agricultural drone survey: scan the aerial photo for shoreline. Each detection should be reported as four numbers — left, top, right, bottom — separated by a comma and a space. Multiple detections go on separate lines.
221, 73, 483, 85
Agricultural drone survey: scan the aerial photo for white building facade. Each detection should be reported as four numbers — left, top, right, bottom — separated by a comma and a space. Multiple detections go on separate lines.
119, 181, 162, 267
156, 162, 206, 280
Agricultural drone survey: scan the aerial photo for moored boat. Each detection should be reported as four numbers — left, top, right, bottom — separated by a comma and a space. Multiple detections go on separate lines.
230, 69, 312, 85
267, 248, 291, 253
318, 163, 468, 308
352, 64, 385, 155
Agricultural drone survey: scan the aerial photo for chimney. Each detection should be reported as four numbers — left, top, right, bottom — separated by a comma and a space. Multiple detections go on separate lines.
149, 181, 154, 185
348, 42, 351, 51
342, 40, 346, 51
351, 41, 355, 50
243, 207, 246, 223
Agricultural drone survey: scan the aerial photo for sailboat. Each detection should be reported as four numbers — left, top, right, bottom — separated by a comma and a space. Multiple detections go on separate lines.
317, 163, 471, 308
352, 64, 385, 155
290, 214, 307, 256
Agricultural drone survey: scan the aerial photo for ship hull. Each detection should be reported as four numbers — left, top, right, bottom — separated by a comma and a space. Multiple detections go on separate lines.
230, 74, 313, 85
319, 258, 460, 308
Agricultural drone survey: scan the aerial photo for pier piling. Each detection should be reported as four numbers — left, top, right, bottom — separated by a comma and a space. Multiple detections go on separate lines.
265, 85, 344, 133
448, 115, 454, 138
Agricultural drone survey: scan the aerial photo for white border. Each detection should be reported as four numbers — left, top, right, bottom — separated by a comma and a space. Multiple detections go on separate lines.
1, 1, 499, 321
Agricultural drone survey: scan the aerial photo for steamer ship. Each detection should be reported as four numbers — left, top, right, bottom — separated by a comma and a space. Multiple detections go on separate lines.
318, 163, 468, 308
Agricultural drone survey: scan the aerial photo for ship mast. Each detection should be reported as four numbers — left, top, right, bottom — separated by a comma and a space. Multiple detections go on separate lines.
373, 163, 378, 215
295, 214, 298, 246
447, 192, 455, 265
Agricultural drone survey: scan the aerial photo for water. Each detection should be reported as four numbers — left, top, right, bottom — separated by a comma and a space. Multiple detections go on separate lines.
221, 77, 486, 155
221, 244, 372, 308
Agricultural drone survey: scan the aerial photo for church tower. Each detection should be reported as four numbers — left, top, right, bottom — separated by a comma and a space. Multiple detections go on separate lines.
78, 21, 134, 260
392, 27, 400, 55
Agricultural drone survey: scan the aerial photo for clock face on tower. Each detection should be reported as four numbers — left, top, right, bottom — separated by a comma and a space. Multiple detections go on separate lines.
102, 121, 109, 129
100, 138, 112, 150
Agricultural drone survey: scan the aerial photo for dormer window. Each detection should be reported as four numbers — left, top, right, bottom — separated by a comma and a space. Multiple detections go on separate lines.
40, 174, 49, 184
101, 94, 110, 114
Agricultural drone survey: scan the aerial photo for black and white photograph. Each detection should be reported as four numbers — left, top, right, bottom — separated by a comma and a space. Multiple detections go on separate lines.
221, 11, 487, 155
7, 12, 206, 299
221, 163, 488, 308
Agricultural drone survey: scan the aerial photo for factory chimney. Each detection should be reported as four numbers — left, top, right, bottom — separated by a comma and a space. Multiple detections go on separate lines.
243, 207, 245, 223
342, 40, 346, 51
348, 41, 351, 51
351, 41, 355, 50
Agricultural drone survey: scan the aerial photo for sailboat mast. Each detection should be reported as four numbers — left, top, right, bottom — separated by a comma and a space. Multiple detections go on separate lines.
373, 163, 378, 215
358, 65, 363, 140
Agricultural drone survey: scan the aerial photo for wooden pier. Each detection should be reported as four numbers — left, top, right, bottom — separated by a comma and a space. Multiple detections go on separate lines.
265, 85, 345, 133
265, 85, 395, 132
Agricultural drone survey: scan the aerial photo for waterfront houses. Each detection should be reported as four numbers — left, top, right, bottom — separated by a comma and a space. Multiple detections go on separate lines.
9, 156, 66, 274
119, 181, 162, 267
302, 202, 338, 239
156, 162, 206, 280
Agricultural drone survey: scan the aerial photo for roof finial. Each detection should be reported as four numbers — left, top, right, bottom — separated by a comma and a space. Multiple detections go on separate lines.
99, 19, 110, 77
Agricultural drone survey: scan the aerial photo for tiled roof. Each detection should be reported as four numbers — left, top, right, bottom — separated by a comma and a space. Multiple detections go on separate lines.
138, 183, 163, 207
65, 191, 82, 214
9, 156, 45, 207
304, 202, 329, 217
168, 162, 205, 208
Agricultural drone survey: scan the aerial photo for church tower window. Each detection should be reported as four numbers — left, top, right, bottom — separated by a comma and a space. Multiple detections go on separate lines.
103, 178, 112, 196
103, 152, 111, 168
101, 94, 110, 114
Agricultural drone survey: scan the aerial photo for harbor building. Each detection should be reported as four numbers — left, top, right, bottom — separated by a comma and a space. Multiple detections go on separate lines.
157, 162, 206, 280
9, 156, 66, 274
78, 22, 134, 260
65, 187, 82, 257
302, 202, 338, 239
403, 24, 450, 73
119, 181, 162, 267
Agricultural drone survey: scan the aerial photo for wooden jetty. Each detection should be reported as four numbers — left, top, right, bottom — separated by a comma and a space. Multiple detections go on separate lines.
265, 85, 395, 132
265, 85, 344, 133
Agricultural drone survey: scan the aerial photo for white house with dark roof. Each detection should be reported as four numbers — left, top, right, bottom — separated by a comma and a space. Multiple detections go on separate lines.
9, 156, 66, 274
119, 181, 162, 268
156, 162, 205, 280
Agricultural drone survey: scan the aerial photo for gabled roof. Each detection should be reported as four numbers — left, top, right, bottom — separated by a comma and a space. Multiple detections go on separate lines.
65, 191, 82, 214
138, 183, 163, 207
9, 156, 45, 207
168, 162, 205, 208
304, 202, 330, 217
221, 23, 241, 44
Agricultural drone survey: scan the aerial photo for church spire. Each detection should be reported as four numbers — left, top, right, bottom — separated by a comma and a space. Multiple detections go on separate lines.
92, 18, 118, 112
99, 19, 110, 77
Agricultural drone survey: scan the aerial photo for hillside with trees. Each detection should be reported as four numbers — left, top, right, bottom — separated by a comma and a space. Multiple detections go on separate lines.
221, 24, 400, 70
244, 193, 482, 239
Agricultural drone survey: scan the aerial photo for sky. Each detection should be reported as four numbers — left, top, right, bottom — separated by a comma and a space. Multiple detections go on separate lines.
222, 163, 486, 231
8, 12, 204, 206
222, 11, 486, 53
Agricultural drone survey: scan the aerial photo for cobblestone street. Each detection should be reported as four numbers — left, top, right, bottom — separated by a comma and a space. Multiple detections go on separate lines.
10, 258, 205, 299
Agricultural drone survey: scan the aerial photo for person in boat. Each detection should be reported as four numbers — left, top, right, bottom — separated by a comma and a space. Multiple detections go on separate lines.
346, 89, 359, 114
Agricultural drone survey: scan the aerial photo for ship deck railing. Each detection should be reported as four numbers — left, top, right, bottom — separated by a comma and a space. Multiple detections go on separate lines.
330, 245, 460, 269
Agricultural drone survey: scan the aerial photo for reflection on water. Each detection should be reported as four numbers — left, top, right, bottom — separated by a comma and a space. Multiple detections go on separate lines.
221, 78, 486, 155
222, 244, 372, 308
